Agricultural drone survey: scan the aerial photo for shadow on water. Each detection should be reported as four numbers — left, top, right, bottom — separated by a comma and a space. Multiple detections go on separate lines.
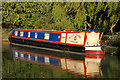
2, 42, 120, 78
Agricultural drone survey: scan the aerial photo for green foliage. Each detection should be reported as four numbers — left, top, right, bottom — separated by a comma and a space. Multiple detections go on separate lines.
109, 31, 120, 47
2, 2, 120, 33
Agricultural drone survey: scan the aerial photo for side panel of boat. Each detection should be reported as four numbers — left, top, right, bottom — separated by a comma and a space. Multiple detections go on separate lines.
11, 29, 86, 47
9, 37, 85, 52
12, 30, 61, 42
66, 32, 85, 46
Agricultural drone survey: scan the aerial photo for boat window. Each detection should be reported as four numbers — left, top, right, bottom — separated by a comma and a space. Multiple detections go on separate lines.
44, 33, 50, 40
20, 31, 24, 37
35, 32, 37, 38
28, 32, 30, 38
15, 31, 18, 36
58, 35, 60, 39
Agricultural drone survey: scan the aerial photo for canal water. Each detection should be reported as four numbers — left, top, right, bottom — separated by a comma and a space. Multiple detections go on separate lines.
2, 42, 120, 78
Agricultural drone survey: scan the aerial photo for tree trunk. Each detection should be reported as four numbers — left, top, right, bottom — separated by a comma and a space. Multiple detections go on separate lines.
110, 19, 119, 33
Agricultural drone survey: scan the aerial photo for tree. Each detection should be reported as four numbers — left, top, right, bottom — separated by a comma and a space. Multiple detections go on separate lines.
106, 2, 120, 33
2, 2, 120, 34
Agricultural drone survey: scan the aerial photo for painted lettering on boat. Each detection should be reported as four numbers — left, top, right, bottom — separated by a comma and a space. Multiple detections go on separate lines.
66, 33, 85, 45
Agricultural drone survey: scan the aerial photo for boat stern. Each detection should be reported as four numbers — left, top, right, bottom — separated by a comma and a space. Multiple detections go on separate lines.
84, 31, 105, 54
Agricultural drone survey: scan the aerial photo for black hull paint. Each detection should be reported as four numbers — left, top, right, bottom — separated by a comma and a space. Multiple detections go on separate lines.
9, 37, 85, 53
10, 44, 85, 60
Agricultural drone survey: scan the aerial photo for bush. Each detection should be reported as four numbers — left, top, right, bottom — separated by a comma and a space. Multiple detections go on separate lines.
109, 31, 120, 48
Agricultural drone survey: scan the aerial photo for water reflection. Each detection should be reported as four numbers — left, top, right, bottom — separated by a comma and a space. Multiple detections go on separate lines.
10, 43, 104, 78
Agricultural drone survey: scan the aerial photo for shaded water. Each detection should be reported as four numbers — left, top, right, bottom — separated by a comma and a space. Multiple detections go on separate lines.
2, 42, 120, 78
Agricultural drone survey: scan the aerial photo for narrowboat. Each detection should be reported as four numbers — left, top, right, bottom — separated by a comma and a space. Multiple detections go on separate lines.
10, 44, 104, 77
9, 29, 104, 54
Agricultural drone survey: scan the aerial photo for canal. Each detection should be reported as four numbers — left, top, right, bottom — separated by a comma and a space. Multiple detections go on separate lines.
2, 42, 120, 78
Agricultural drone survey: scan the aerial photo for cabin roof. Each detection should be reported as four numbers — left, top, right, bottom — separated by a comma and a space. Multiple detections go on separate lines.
13, 29, 100, 33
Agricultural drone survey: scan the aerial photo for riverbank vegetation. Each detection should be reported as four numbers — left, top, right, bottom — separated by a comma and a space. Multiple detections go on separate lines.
2, 2, 120, 34
2, 28, 9, 39
109, 32, 120, 54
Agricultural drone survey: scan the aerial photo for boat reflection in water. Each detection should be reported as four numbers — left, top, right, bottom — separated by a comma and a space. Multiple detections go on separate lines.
10, 43, 104, 78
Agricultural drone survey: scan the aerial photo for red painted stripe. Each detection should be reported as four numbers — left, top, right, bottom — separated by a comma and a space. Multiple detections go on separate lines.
99, 63, 101, 76
65, 58, 68, 70
85, 51, 105, 55
99, 32, 101, 44
60, 34, 62, 42
86, 31, 100, 33
13, 29, 82, 33
59, 59, 62, 69
13, 29, 100, 33
65, 33, 67, 44
12, 36, 84, 46
83, 61, 87, 78
83, 32, 87, 46
85, 55, 104, 58
13, 49, 22, 53
13, 29, 64, 33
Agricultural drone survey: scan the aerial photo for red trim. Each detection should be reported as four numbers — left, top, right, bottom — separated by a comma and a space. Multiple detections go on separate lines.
60, 59, 62, 69
85, 55, 104, 58
13, 29, 64, 33
12, 36, 84, 46
85, 51, 105, 55
60, 34, 62, 42
83, 32, 87, 46
65, 58, 68, 70
13, 29, 100, 33
99, 64, 101, 76
65, 33, 67, 44
99, 32, 101, 44
85, 31, 100, 33
13, 49, 22, 53
22, 51, 30, 54
13, 29, 83, 33
83, 61, 87, 78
